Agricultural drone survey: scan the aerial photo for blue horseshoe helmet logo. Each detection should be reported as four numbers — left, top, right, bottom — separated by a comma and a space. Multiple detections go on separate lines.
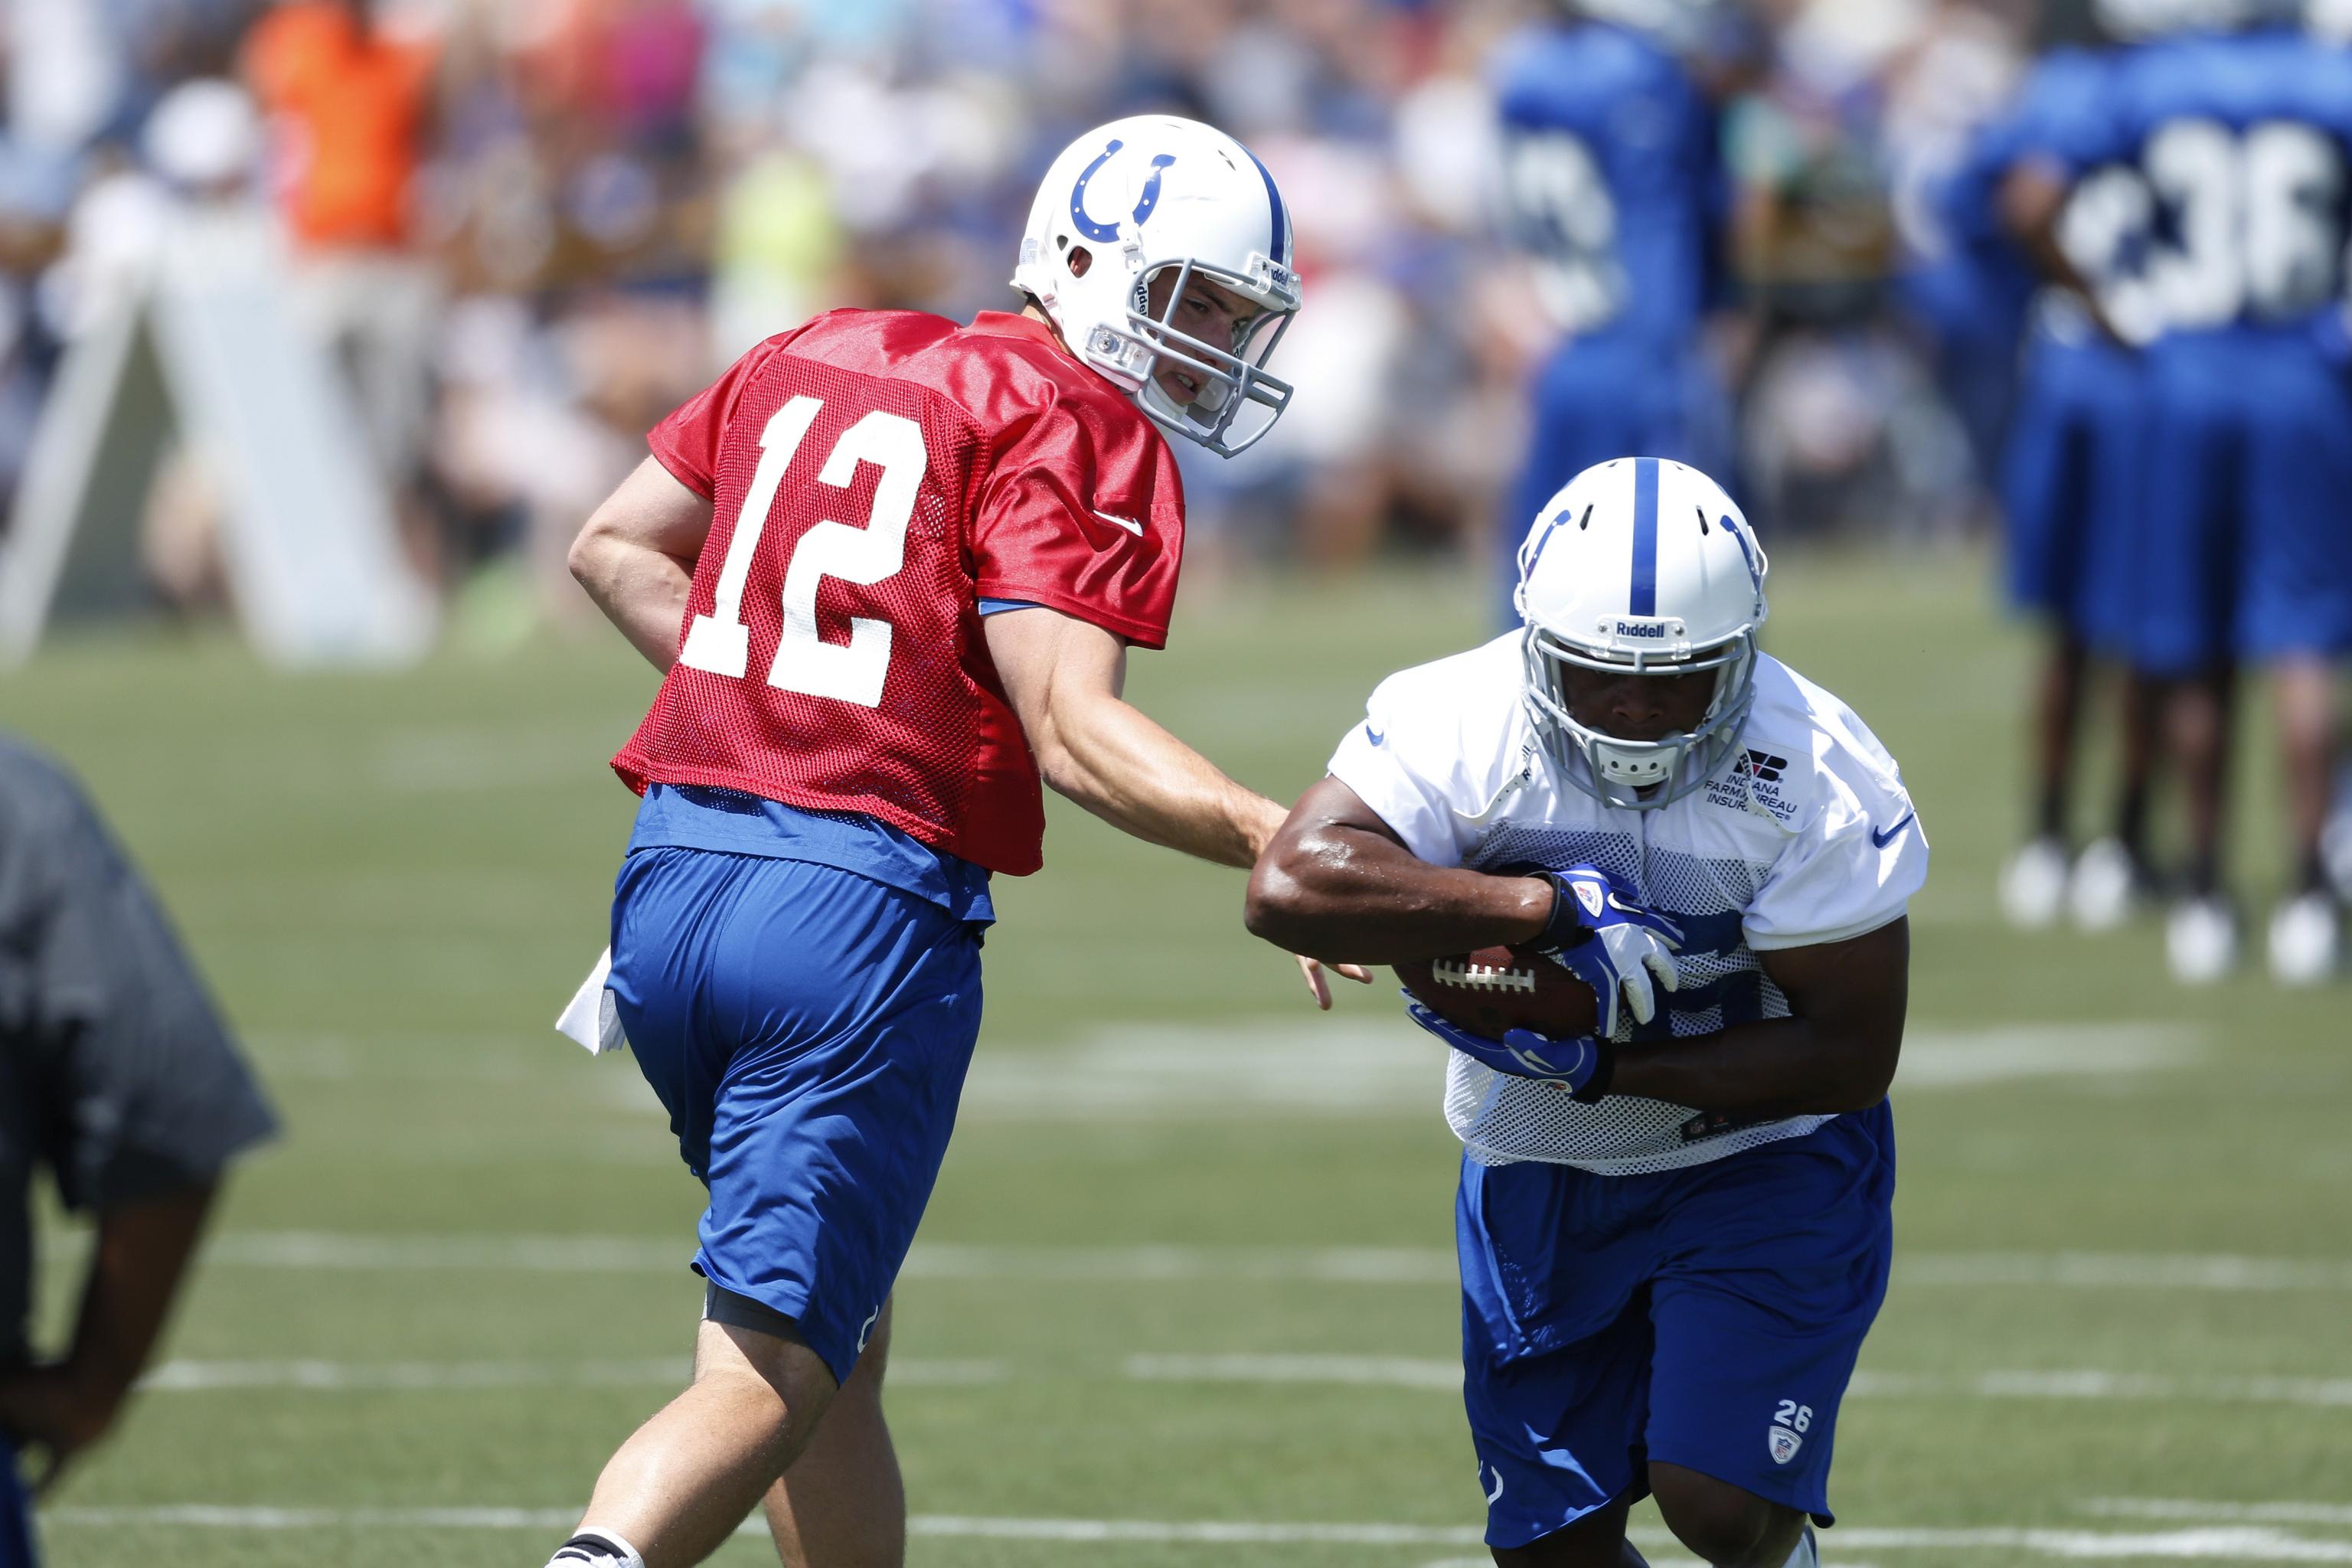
1070, 139, 1177, 243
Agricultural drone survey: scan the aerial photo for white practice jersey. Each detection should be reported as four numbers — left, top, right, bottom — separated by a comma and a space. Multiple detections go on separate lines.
1328, 633, 1928, 1174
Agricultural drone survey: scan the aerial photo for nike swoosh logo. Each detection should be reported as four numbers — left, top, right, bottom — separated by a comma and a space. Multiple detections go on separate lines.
1364, 723, 1386, 746
1871, 811, 1916, 850
1092, 509, 1144, 536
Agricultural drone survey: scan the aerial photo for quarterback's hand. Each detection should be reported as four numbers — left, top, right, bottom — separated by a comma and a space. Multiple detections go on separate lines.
1523, 864, 1682, 1040
1403, 998, 1614, 1101
1294, 952, 1374, 1010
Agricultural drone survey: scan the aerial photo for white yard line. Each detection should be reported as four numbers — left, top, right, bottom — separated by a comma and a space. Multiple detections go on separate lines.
1851, 1370, 2352, 1407
2084, 1504, 2352, 1527
40, 1508, 2352, 1560
952, 1021, 2210, 1118
1123, 1354, 1462, 1390
136, 1357, 1004, 1392
906, 1243, 1459, 1285
124, 1356, 2352, 1408
1890, 1024, 2206, 1088
127, 1232, 2352, 1294
1896, 1254, 2352, 1292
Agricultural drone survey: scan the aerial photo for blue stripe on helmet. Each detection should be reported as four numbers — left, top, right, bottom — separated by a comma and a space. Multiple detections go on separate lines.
1245, 146, 1289, 264
1629, 457, 1660, 616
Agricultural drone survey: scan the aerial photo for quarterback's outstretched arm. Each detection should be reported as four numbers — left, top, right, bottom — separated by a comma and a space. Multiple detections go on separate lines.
569, 457, 715, 671
985, 606, 1287, 871
1246, 777, 1555, 961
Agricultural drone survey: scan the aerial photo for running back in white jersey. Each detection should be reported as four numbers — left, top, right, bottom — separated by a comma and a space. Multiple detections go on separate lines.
1328, 632, 1928, 1174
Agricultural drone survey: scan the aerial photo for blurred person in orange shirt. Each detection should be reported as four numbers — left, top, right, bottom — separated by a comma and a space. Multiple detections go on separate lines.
243, 0, 443, 514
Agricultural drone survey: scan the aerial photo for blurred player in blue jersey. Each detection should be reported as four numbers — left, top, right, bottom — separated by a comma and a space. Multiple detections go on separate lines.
1492, 0, 1744, 616
1958, 9, 2169, 934
2310, 0, 2352, 921
2075, 0, 2352, 982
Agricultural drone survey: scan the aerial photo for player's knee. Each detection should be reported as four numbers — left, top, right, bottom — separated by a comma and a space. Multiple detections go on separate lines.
1649, 1464, 1801, 1567
845, 1299, 893, 1391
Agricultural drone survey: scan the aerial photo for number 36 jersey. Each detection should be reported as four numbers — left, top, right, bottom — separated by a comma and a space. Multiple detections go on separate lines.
612, 309, 1184, 876
2087, 29, 2352, 337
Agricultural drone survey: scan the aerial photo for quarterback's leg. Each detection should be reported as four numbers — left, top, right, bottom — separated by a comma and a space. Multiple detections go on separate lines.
570, 1318, 838, 1565
762, 1298, 905, 1568
556, 848, 982, 1568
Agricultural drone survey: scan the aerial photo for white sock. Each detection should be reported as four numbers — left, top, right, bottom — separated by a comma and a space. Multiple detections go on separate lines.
547, 1527, 646, 1568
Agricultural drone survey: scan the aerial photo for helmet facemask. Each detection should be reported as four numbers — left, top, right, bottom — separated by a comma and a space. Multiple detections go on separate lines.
1518, 616, 1759, 811
1081, 253, 1298, 457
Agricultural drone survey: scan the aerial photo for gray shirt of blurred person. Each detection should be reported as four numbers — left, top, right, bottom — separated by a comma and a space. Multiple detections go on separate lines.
0, 732, 276, 1557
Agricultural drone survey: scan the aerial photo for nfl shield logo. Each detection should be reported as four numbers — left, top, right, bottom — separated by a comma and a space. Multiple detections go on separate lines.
1767, 1426, 1803, 1466
1573, 881, 1606, 919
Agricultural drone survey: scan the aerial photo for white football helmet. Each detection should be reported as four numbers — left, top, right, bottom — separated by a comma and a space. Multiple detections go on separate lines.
1514, 457, 1769, 810
1011, 116, 1300, 457
1571, 0, 1724, 51
2095, 0, 2281, 35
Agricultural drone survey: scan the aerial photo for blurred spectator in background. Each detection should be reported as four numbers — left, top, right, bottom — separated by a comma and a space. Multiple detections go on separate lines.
0, 730, 277, 1562
0, 0, 2118, 609
243, 0, 443, 541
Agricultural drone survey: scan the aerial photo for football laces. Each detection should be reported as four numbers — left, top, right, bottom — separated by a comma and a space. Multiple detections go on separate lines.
1432, 957, 1538, 994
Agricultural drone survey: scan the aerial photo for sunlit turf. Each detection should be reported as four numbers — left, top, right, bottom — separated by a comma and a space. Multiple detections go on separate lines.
6, 547, 2349, 1567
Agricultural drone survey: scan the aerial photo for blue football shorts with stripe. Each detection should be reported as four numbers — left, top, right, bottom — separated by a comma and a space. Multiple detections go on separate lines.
1458, 1102, 1894, 1549
606, 844, 984, 1385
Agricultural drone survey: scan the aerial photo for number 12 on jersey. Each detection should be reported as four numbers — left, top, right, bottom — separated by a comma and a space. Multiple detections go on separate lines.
678, 395, 927, 708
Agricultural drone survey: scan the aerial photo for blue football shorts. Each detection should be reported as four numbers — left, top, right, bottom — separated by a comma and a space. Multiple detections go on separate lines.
2135, 331, 2352, 671
0, 1437, 33, 1568
1457, 1102, 1894, 1550
2000, 333, 2145, 648
606, 845, 984, 1385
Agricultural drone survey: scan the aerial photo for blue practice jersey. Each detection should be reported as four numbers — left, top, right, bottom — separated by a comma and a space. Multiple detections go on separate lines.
1492, 20, 1726, 345
1945, 45, 2164, 345
2090, 28, 2352, 343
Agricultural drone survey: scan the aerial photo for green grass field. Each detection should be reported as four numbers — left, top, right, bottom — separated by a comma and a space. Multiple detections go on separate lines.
8, 551, 2350, 1567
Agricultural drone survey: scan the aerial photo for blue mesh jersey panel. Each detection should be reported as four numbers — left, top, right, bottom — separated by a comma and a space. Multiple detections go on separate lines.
1466, 822, 1786, 1049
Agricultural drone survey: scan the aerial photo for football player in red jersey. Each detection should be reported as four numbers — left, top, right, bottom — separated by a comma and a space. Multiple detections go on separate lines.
543, 118, 1360, 1568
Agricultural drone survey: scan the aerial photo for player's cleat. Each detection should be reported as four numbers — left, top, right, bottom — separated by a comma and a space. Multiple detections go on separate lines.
2267, 893, 2341, 988
547, 1530, 645, 1567
2069, 836, 2148, 932
2166, 895, 2237, 986
1999, 837, 2070, 929
2324, 768, 2352, 904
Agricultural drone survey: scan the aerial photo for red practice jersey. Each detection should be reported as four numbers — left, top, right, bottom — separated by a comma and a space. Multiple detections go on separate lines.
612, 309, 1185, 876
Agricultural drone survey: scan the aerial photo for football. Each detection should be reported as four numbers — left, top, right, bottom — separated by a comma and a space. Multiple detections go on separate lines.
1394, 943, 1600, 1041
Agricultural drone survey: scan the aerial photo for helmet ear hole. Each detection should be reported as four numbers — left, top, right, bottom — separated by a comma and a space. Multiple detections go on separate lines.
1067, 245, 1092, 278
